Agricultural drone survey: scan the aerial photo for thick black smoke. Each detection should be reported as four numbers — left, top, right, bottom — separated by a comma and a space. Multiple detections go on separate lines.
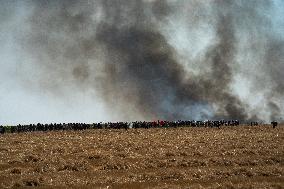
11, 0, 283, 122
96, 24, 210, 120
94, 0, 249, 121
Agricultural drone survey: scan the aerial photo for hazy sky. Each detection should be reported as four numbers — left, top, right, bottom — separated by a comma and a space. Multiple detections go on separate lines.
0, 0, 283, 125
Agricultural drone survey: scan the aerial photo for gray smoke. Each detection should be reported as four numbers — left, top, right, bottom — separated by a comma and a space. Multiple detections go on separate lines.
1, 0, 283, 124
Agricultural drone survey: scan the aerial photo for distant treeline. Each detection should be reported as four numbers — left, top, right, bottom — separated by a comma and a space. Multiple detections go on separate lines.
0, 120, 278, 134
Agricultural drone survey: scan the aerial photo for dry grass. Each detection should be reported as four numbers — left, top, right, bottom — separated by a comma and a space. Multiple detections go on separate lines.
0, 125, 283, 188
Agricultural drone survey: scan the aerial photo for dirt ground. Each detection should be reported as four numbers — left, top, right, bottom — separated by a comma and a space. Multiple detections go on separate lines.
0, 125, 283, 189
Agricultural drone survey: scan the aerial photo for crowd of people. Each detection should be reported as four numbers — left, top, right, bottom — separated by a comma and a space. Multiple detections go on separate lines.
0, 120, 279, 134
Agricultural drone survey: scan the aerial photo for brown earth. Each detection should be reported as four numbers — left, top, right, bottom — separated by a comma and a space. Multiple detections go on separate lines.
0, 125, 283, 189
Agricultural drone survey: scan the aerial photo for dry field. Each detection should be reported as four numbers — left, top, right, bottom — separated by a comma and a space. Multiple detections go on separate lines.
0, 125, 283, 189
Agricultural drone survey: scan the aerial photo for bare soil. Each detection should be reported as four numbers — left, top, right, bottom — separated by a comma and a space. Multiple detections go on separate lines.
0, 125, 283, 189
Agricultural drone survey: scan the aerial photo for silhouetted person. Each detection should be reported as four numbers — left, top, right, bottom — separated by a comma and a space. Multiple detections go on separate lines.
0, 126, 4, 134
271, 121, 278, 128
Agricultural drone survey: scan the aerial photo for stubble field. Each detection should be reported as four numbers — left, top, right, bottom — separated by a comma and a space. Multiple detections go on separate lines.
0, 125, 283, 189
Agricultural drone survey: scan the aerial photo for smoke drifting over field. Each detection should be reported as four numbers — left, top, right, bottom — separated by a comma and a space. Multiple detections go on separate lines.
0, 0, 284, 124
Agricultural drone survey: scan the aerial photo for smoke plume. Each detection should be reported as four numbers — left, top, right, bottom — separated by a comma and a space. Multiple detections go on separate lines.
0, 0, 283, 124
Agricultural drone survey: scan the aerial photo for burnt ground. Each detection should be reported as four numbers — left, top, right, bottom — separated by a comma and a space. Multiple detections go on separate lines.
0, 125, 283, 189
